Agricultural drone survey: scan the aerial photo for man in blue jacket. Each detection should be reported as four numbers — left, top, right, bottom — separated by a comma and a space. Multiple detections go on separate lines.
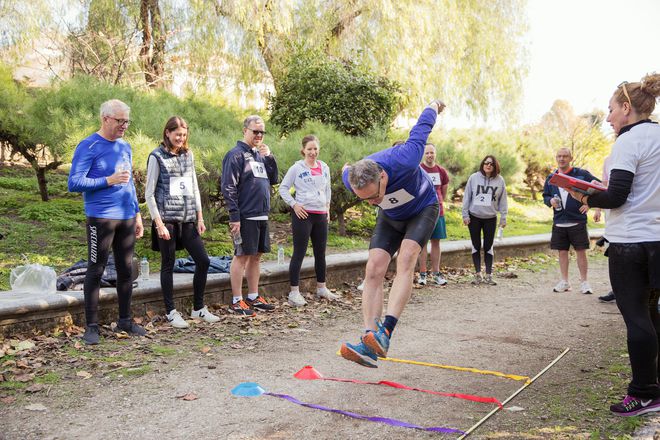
68, 99, 146, 345
543, 147, 599, 295
339, 100, 444, 368
221, 115, 279, 316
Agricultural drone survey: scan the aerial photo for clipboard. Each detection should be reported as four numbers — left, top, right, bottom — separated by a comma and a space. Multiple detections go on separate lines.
548, 172, 606, 195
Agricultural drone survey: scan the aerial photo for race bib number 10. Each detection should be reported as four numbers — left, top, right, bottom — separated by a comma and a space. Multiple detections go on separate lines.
378, 188, 415, 210
250, 161, 268, 179
170, 176, 193, 196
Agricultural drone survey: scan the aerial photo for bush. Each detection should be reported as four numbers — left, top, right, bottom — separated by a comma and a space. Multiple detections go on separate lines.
18, 198, 85, 230
269, 49, 402, 136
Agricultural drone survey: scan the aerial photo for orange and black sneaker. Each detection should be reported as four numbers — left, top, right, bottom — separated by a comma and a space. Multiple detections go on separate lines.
245, 295, 276, 312
228, 300, 256, 317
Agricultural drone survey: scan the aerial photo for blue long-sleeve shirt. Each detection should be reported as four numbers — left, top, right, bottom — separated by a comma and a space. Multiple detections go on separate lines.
68, 133, 140, 219
343, 107, 438, 220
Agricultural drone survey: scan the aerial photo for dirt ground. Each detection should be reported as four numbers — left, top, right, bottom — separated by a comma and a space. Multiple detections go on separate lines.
0, 254, 651, 440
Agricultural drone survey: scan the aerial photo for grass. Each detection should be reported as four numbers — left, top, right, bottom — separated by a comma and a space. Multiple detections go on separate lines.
110, 365, 151, 378
0, 164, 603, 290
150, 345, 177, 356
34, 372, 61, 384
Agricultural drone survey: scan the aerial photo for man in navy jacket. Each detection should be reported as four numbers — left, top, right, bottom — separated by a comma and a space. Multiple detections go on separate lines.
221, 115, 278, 316
543, 147, 598, 294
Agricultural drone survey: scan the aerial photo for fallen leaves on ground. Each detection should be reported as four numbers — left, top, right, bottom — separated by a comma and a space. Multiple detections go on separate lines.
176, 392, 198, 401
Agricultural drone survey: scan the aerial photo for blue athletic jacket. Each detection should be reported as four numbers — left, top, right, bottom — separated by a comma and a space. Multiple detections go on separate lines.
220, 141, 279, 222
542, 167, 598, 224
68, 133, 140, 219
342, 107, 438, 221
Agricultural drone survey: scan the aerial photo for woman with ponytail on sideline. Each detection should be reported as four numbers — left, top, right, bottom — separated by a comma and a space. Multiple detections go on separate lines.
568, 73, 660, 416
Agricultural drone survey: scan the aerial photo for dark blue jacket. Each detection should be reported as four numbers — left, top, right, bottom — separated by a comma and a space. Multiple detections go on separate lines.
220, 141, 278, 222
542, 167, 598, 224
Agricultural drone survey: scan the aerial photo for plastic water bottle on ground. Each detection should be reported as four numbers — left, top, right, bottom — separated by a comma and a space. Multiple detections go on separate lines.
140, 257, 149, 281
277, 245, 285, 265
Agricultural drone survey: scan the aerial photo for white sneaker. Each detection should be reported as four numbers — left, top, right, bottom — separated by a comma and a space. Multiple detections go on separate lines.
357, 281, 364, 291
191, 306, 220, 323
166, 309, 189, 329
553, 280, 571, 292
580, 281, 593, 295
431, 273, 448, 286
417, 273, 427, 285
316, 287, 340, 300
471, 273, 482, 285
288, 291, 307, 307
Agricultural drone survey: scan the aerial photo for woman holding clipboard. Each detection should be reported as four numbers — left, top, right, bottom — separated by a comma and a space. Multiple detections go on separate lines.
568, 73, 660, 417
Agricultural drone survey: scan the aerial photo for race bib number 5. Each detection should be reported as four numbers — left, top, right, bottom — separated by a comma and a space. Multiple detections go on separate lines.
170, 176, 193, 196
250, 161, 268, 179
378, 188, 415, 210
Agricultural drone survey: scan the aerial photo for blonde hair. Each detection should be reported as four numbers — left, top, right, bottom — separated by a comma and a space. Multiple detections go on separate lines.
613, 72, 660, 117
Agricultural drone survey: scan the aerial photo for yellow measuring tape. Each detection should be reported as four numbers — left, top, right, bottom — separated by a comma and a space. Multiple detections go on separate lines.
379, 356, 531, 383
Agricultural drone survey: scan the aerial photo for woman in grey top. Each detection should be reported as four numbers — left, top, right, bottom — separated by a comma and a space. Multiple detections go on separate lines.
461, 155, 508, 285
279, 135, 338, 306
145, 116, 219, 328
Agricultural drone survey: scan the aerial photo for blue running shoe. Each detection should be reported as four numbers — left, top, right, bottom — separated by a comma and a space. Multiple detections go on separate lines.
340, 340, 378, 368
362, 319, 390, 358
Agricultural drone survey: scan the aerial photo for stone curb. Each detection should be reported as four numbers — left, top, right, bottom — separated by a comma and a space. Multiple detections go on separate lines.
0, 230, 604, 336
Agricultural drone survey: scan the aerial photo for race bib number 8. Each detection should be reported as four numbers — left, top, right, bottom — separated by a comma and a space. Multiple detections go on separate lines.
378, 188, 415, 210
170, 176, 193, 196
473, 193, 492, 207
250, 161, 268, 179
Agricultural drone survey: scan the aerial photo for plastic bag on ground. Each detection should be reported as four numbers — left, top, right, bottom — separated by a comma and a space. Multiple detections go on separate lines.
10, 264, 57, 293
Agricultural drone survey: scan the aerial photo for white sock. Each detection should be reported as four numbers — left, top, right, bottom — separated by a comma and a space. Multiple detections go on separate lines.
247, 293, 259, 300
232, 296, 242, 304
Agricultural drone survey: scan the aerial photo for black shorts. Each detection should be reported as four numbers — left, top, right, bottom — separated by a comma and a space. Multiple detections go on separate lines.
236, 219, 270, 256
369, 203, 439, 257
550, 223, 590, 250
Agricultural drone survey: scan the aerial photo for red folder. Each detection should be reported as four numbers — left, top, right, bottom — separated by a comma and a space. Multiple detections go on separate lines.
549, 172, 606, 195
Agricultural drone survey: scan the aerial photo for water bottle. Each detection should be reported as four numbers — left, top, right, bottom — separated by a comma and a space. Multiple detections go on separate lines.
277, 245, 285, 265
497, 226, 504, 242
553, 194, 563, 211
232, 230, 242, 246
140, 257, 149, 281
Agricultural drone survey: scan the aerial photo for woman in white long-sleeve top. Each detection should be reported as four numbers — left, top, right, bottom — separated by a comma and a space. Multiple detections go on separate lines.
145, 116, 219, 328
279, 135, 338, 306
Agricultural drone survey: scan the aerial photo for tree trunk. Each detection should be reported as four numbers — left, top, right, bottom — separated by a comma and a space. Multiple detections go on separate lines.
140, 0, 166, 88
336, 212, 346, 236
36, 166, 49, 202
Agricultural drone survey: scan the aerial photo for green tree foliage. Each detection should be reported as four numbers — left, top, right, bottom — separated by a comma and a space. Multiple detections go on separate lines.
0, 65, 64, 201
269, 49, 402, 136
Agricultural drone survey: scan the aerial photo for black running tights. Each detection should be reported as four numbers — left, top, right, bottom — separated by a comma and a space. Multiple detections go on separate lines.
84, 216, 136, 325
467, 214, 496, 274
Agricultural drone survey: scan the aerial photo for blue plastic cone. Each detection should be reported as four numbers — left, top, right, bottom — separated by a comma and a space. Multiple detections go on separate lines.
231, 382, 266, 397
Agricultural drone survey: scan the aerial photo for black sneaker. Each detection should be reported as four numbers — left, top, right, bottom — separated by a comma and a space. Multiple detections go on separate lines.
598, 291, 616, 303
115, 318, 147, 336
82, 324, 100, 345
245, 295, 276, 312
228, 300, 256, 317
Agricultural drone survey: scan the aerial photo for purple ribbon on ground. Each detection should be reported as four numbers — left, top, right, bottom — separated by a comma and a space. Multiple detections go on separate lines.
265, 392, 465, 435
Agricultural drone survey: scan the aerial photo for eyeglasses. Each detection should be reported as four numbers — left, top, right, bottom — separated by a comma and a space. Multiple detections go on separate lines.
618, 81, 632, 106
483, 161, 494, 166
359, 179, 382, 201
108, 117, 130, 127
247, 128, 267, 136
